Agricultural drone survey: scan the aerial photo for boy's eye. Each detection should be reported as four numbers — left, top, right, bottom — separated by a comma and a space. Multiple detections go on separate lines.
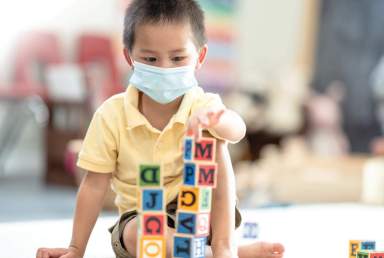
143, 57, 157, 62
172, 56, 187, 62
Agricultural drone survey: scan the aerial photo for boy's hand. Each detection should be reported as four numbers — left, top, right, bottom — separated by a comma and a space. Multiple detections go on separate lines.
187, 106, 225, 140
36, 246, 82, 258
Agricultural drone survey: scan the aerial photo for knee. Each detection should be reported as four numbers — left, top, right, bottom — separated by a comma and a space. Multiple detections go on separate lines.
122, 218, 138, 256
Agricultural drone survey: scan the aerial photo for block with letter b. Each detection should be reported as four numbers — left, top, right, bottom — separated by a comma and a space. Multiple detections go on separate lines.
173, 235, 206, 258
138, 236, 166, 258
139, 188, 165, 212
178, 186, 212, 213
139, 164, 162, 187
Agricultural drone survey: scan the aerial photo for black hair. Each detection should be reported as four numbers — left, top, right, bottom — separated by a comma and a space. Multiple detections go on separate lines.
123, 0, 207, 51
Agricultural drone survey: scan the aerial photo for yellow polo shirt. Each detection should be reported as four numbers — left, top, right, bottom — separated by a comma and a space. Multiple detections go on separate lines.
77, 85, 225, 214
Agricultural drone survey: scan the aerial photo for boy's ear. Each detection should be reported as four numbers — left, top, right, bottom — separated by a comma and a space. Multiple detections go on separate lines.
123, 48, 133, 67
196, 44, 208, 70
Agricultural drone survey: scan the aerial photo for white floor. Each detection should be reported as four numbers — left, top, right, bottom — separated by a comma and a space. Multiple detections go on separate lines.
1, 204, 384, 258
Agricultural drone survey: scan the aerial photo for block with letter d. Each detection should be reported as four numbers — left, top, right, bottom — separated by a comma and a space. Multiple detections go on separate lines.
173, 235, 206, 258
139, 188, 165, 212
138, 236, 166, 258
139, 164, 162, 187
178, 186, 212, 213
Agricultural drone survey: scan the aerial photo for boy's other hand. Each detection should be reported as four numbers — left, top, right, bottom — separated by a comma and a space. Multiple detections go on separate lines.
187, 107, 225, 140
36, 246, 82, 258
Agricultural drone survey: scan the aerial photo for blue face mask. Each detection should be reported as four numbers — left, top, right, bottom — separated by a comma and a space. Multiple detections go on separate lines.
129, 61, 198, 104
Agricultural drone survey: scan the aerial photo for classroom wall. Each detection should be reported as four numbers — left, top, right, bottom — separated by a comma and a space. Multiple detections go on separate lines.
235, 0, 318, 92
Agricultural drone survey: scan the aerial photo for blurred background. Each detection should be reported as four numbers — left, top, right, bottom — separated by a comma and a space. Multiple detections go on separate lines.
1, 0, 384, 245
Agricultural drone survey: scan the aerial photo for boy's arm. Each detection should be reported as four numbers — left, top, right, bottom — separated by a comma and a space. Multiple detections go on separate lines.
188, 106, 246, 144
36, 171, 111, 258
210, 140, 238, 258
69, 171, 112, 256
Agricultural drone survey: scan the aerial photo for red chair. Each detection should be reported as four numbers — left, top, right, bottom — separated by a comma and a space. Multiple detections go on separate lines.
76, 34, 123, 102
11, 31, 63, 99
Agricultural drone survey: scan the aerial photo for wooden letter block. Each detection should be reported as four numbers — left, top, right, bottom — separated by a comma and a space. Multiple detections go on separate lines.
140, 189, 164, 212
243, 222, 259, 239
142, 213, 166, 236
183, 163, 197, 186
138, 236, 166, 258
350, 240, 361, 258
183, 138, 194, 161
196, 213, 210, 236
176, 212, 197, 235
194, 137, 216, 162
192, 237, 206, 258
139, 164, 162, 187
197, 164, 217, 188
173, 235, 206, 258
199, 188, 212, 212
178, 186, 199, 212
360, 241, 375, 250
173, 235, 192, 258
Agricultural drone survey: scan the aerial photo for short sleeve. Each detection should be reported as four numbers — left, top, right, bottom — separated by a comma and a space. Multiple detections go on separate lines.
77, 108, 118, 173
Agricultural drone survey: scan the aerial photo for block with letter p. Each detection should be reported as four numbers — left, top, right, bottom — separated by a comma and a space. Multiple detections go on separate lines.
138, 236, 166, 258
178, 186, 212, 212
173, 235, 206, 258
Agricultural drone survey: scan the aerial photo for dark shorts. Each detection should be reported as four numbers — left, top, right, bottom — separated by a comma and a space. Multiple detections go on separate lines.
108, 198, 242, 258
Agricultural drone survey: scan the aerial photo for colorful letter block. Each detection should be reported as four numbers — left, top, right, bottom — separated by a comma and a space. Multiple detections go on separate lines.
195, 213, 210, 236
176, 212, 197, 235
178, 186, 212, 212
173, 235, 206, 258
139, 164, 162, 187
183, 163, 197, 186
138, 236, 166, 258
139, 188, 165, 212
197, 164, 217, 188
194, 138, 216, 162
142, 213, 166, 236
243, 222, 259, 239
184, 138, 194, 161
357, 250, 384, 258
350, 240, 377, 258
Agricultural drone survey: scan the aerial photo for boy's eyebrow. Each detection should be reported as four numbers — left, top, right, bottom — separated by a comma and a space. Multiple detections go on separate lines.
169, 48, 187, 53
139, 49, 158, 54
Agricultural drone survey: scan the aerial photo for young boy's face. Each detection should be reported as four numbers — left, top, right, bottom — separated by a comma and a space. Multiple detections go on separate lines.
124, 22, 207, 69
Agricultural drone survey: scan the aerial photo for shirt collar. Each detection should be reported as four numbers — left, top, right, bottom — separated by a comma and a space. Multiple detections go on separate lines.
124, 84, 200, 130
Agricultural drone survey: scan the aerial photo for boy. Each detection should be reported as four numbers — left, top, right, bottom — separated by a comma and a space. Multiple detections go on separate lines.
36, 1, 284, 258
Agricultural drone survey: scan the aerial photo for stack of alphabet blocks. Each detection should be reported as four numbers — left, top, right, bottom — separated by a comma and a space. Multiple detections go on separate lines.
349, 240, 384, 258
173, 136, 217, 258
136, 135, 217, 258
137, 164, 166, 258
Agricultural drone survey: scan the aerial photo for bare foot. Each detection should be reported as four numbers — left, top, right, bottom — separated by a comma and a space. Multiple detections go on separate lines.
238, 242, 285, 258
